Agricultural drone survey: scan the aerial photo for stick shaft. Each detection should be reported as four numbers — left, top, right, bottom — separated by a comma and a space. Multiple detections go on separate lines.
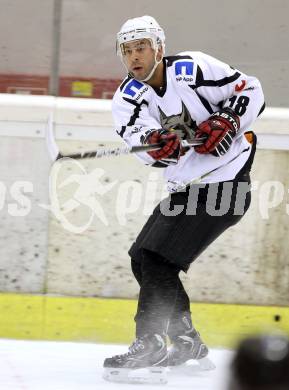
56, 140, 204, 161
45, 114, 204, 162
56, 143, 164, 160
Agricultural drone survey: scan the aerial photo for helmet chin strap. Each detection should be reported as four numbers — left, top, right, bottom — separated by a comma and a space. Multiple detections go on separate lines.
139, 52, 163, 82
125, 49, 163, 83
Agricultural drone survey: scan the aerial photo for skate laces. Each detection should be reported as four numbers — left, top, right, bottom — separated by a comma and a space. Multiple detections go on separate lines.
128, 338, 145, 354
114, 338, 145, 360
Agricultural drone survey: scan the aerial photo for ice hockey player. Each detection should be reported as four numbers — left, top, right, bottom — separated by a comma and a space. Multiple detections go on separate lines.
103, 15, 265, 384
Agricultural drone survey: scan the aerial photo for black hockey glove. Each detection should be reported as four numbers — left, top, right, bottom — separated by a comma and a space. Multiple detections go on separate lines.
194, 108, 240, 157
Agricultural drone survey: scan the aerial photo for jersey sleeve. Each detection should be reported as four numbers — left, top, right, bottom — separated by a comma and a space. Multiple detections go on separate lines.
180, 51, 265, 133
112, 82, 161, 165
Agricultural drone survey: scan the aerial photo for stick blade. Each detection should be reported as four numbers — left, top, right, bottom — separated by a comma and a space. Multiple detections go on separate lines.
45, 113, 60, 162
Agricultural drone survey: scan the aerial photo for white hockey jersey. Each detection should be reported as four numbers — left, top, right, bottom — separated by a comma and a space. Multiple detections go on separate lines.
112, 51, 265, 192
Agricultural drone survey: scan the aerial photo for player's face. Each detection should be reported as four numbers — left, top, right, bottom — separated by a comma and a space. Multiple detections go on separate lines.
121, 39, 157, 81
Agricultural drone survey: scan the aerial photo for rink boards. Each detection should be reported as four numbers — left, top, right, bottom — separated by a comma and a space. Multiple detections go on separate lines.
0, 293, 288, 348
1, 96, 289, 349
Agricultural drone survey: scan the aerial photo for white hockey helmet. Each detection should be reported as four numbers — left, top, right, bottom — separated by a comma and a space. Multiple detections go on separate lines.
116, 15, 165, 56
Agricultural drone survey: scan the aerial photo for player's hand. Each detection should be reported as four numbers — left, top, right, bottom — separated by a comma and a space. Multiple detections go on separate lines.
194, 108, 240, 157
146, 129, 181, 162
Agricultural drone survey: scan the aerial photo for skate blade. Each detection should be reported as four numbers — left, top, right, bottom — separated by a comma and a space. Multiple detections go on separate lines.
103, 366, 168, 384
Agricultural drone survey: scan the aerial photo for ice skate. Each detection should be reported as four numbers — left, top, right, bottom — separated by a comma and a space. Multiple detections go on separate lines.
168, 329, 216, 372
103, 333, 168, 384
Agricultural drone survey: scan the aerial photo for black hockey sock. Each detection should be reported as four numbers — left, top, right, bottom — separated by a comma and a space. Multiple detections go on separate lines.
167, 280, 193, 340
135, 249, 182, 337
131, 257, 142, 286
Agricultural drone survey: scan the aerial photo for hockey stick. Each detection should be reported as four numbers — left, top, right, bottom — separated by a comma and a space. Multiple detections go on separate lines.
45, 114, 204, 163
168, 146, 251, 191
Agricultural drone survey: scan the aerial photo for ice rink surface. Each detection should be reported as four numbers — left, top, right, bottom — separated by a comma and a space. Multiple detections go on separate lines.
0, 339, 234, 390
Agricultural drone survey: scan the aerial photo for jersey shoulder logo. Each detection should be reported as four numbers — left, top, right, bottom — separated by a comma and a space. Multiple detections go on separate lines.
123, 79, 143, 96
175, 61, 194, 76
122, 79, 149, 101
235, 79, 246, 92
174, 61, 195, 82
